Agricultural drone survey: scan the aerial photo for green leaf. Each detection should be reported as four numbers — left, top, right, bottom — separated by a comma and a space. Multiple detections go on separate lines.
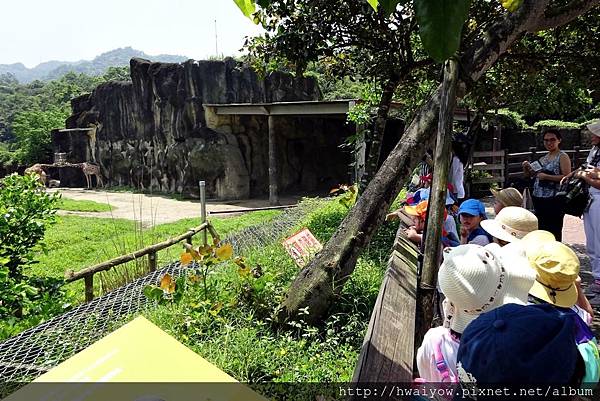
414, 0, 472, 63
143, 285, 164, 301
499, 0, 523, 12
233, 0, 257, 18
366, 0, 379, 11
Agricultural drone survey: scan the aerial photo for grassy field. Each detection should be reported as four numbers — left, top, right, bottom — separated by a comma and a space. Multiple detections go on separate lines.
56, 198, 113, 212
143, 199, 398, 388
29, 210, 282, 301
17, 195, 399, 389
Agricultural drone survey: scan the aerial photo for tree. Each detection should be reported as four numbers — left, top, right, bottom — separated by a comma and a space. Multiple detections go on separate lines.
236, 0, 600, 324
244, 0, 434, 190
12, 107, 69, 165
468, 7, 600, 121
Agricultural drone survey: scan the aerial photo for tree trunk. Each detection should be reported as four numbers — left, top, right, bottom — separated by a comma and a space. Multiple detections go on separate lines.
360, 74, 401, 191
415, 58, 460, 349
276, 0, 597, 324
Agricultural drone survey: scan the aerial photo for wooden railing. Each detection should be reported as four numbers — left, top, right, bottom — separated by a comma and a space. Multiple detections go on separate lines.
468, 147, 592, 191
351, 212, 421, 391
65, 222, 217, 302
506, 146, 591, 181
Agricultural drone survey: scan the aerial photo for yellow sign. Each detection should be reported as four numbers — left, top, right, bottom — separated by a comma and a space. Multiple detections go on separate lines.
6, 316, 269, 401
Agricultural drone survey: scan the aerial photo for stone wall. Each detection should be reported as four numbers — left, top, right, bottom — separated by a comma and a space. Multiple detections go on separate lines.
64, 58, 326, 198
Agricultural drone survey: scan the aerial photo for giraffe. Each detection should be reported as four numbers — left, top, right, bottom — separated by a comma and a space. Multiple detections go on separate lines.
24, 164, 47, 186
74, 162, 104, 189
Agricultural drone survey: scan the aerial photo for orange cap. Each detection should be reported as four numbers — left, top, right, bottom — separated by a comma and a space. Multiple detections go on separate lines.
404, 200, 429, 219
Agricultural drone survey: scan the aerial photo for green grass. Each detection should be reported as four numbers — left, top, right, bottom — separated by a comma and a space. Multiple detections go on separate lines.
28, 210, 281, 301
18, 197, 397, 388
56, 198, 113, 212
142, 198, 396, 388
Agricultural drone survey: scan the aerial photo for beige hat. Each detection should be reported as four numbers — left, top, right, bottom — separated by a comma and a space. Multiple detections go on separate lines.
587, 120, 600, 137
438, 244, 536, 333
491, 188, 524, 208
525, 240, 580, 308
522, 230, 555, 245
480, 206, 538, 243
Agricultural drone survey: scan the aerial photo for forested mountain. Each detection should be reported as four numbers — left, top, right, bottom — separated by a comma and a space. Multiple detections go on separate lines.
0, 47, 188, 83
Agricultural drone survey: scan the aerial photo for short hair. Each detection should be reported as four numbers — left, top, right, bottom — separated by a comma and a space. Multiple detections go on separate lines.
543, 129, 562, 140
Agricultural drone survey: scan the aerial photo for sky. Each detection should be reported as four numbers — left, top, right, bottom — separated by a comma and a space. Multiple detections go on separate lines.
0, 0, 265, 68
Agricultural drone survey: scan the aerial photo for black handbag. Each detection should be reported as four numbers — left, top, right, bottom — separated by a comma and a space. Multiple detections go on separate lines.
560, 178, 589, 217
561, 148, 600, 216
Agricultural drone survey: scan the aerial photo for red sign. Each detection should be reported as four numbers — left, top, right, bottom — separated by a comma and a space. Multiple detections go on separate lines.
282, 228, 323, 267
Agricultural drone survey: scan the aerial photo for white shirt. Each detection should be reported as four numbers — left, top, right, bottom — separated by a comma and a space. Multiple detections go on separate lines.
444, 214, 458, 241
416, 326, 460, 382
587, 147, 600, 196
450, 156, 465, 199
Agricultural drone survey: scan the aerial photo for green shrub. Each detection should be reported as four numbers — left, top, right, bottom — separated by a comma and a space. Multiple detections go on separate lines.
0, 174, 68, 335
533, 119, 581, 130
0, 174, 60, 278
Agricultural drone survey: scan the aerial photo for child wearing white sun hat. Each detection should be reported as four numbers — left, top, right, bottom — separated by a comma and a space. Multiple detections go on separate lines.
416, 244, 535, 383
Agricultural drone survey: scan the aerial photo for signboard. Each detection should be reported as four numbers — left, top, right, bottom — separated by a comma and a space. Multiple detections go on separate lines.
6, 316, 268, 401
282, 228, 323, 267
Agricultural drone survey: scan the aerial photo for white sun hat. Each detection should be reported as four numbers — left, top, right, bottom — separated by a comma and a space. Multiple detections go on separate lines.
480, 206, 538, 243
587, 120, 600, 137
438, 244, 536, 333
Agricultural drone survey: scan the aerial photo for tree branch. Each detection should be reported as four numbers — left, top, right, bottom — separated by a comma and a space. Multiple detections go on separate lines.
531, 0, 600, 31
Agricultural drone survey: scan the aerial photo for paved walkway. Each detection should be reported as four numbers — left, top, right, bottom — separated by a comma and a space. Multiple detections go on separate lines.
50, 188, 299, 227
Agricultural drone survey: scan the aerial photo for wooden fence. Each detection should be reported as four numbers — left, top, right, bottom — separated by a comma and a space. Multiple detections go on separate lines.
351, 212, 422, 391
64, 222, 218, 302
468, 147, 591, 193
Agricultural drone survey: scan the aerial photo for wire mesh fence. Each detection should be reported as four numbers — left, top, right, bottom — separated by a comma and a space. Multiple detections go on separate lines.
0, 197, 326, 393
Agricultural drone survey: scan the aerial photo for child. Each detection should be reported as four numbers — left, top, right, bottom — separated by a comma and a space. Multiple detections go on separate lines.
416, 244, 536, 382
457, 199, 491, 245
401, 200, 459, 247
524, 238, 600, 386
490, 187, 524, 214
480, 206, 538, 245
456, 303, 583, 400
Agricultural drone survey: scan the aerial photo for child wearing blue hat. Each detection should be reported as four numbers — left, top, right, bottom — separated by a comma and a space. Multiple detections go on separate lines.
456, 303, 584, 400
458, 199, 492, 246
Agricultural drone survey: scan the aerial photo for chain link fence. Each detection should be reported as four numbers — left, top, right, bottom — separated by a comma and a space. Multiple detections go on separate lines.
0, 198, 326, 393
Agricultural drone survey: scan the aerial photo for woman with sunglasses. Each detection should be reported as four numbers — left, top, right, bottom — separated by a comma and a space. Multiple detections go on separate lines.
522, 129, 571, 240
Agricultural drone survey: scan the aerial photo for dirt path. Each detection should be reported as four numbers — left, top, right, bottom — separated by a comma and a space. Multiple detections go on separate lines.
50, 188, 300, 227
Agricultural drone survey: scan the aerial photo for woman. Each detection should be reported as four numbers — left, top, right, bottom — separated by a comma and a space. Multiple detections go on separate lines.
562, 121, 600, 298
522, 129, 571, 240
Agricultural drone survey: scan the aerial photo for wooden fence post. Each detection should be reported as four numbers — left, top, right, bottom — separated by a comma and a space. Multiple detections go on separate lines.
200, 180, 207, 246
529, 146, 537, 161
148, 252, 157, 272
85, 275, 94, 302
416, 58, 460, 357
503, 149, 509, 188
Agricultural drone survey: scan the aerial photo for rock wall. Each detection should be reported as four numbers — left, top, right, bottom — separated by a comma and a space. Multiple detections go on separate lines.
64, 58, 326, 198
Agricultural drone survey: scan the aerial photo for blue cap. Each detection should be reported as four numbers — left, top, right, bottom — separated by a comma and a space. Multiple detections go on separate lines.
458, 199, 487, 218
456, 303, 578, 389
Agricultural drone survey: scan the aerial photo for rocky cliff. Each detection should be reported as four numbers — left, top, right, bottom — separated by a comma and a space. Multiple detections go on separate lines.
64, 58, 326, 198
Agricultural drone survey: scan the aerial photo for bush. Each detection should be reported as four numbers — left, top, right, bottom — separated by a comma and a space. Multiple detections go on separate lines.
0, 173, 67, 333
0, 173, 60, 278
533, 119, 581, 130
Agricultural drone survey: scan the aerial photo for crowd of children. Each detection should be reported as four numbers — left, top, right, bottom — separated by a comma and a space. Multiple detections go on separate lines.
390, 160, 600, 399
